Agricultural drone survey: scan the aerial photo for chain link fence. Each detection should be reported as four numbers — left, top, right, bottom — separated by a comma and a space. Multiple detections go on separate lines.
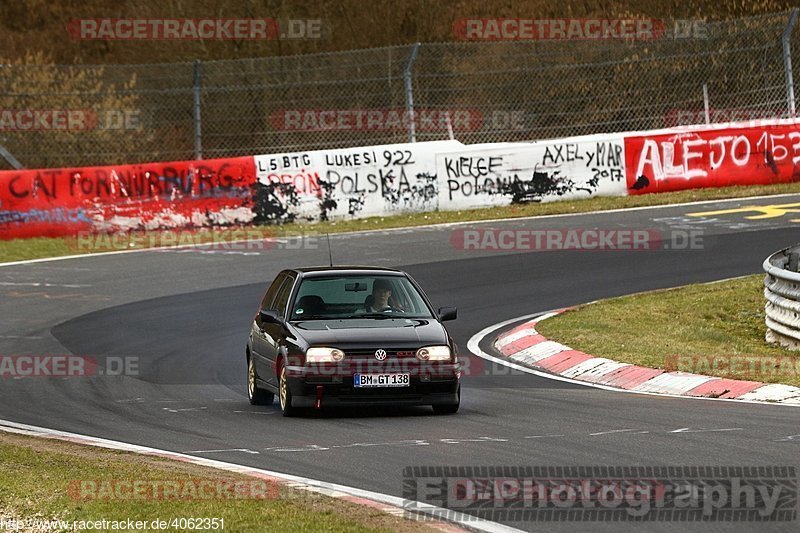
0, 11, 798, 169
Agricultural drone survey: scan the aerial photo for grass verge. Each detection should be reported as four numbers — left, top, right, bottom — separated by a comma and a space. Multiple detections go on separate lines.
536, 275, 800, 388
3, 182, 800, 263
0, 432, 435, 533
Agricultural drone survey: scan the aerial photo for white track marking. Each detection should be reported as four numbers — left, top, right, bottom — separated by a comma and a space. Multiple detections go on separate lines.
162, 406, 207, 413
589, 429, 638, 436
440, 437, 509, 444
165, 249, 261, 256
263, 440, 431, 452
669, 427, 743, 434
187, 448, 261, 454
0, 282, 90, 288
333, 440, 429, 449
263, 444, 330, 452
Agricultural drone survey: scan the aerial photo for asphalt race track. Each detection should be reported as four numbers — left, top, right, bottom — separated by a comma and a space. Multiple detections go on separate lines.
2, 195, 800, 532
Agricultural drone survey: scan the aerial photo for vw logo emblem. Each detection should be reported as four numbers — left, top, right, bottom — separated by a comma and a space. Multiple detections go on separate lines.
374, 349, 387, 361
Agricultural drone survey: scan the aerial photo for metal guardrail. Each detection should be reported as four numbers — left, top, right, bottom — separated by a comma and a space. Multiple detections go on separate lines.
763, 245, 800, 350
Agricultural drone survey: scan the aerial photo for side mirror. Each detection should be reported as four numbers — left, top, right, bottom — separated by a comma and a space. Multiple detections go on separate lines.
437, 307, 458, 322
259, 309, 283, 324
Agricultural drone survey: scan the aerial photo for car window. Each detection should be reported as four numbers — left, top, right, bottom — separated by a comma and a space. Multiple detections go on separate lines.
290, 275, 434, 320
271, 276, 294, 318
296, 276, 373, 305
260, 273, 286, 310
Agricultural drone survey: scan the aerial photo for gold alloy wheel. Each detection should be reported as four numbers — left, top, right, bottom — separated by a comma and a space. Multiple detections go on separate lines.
280, 363, 288, 410
248, 357, 256, 399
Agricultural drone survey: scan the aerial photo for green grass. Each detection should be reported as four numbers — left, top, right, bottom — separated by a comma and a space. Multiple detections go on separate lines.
4, 182, 800, 263
536, 275, 800, 387
0, 432, 434, 533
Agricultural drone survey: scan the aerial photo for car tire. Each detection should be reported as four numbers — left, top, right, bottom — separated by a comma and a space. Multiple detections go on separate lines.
433, 386, 460, 415
247, 354, 274, 406
278, 359, 297, 417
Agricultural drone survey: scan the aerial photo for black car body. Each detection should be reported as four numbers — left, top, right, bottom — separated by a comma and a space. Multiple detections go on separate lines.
246, 267, 461, 416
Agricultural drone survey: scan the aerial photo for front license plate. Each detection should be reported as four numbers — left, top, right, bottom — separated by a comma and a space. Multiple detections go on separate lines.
354, 373, 410, 388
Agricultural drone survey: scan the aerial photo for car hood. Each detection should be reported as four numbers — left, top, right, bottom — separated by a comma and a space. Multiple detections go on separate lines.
290, 318, 448, 348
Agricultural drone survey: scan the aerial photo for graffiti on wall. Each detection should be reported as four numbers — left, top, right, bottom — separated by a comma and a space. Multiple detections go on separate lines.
255, 141, 459, 222
24, 119, 800, 239
0, 158, 257, 239
624, 123, 800, 194
437, 139, 626, 208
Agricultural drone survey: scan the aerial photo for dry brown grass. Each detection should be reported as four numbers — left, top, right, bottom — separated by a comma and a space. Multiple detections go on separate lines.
0, 431, 439, 533
1, 0, 795, 65
537, 276, 800, 387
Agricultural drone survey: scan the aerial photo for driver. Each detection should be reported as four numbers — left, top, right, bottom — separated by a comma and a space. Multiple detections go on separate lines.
367, 278, 393, 312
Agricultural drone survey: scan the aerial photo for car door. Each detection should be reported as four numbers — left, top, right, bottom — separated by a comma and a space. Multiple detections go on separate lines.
252, 273, 287, 386
254, 273, 295, 388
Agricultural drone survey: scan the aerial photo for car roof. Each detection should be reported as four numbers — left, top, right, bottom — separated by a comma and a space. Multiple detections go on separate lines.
291, 266, 405, 277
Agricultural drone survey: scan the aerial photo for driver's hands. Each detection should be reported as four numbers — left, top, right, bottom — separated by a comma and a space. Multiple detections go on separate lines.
387, 298, 406, 312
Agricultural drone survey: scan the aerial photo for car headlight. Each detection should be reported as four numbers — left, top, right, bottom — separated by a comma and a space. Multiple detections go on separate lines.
306, 347, 345, 363
416, 345, 451, 361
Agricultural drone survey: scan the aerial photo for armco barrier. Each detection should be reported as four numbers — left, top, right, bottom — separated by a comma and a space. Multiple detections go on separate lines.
764, 245, 800, 350
4, 118, 800, 239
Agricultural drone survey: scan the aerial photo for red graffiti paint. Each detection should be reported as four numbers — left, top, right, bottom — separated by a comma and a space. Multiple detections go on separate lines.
0, 157, 256, 239
624, 122, 800, 194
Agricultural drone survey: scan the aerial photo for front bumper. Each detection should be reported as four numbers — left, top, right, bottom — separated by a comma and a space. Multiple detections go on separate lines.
285, 362, 461, 408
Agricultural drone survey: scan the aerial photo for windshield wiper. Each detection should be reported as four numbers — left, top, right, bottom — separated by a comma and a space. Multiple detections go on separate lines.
356, 313, 400, 319
292, 314, 329, 320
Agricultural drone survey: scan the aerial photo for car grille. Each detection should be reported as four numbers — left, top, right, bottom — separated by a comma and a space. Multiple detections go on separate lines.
342, 348, 418, 360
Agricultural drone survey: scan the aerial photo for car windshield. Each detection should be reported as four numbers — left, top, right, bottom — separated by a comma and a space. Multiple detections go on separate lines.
290, 275, 435, 320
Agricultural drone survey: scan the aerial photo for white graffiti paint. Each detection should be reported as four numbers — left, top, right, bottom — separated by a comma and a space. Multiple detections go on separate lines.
435, 135, 627, 209
254, 141, 460, 222
252, 136, 627, 222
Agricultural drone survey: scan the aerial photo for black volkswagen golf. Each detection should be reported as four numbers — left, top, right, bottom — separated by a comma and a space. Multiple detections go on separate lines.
246, 267, 462, 416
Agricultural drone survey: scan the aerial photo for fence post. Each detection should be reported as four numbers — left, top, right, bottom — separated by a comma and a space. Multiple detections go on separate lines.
193, 60, 203, 159
404, 43, 421, 143
703, 83, 710, 124
783, 10, 799, 118
0, 144, 23, 169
